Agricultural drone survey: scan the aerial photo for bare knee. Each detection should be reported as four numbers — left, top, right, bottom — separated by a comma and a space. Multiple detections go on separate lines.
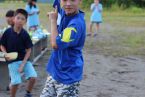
29, 77, 36, 82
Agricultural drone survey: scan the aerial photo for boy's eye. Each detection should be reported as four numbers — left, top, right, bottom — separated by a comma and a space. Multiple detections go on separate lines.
17, 16, 25, 21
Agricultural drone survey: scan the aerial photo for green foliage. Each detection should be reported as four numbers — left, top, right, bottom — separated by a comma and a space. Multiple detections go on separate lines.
101, 0, 116, 8
82, 0, 93, 9
129, 6, 143, 13
82, 0, 145, 10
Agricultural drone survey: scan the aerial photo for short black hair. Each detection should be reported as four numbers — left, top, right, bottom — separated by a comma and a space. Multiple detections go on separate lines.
6, 10, 15, 17
14, 9, 28, 20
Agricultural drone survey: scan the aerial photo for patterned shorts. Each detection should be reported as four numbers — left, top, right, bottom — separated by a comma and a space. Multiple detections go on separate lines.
40, 76, 80, 97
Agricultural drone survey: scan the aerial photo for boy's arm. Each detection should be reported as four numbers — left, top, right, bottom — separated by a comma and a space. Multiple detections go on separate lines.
19, 48, 31, 73
46, 0, 61, 49
0, 45, 7, 53
50, 20, 58, 49
91, 4, 96, 11
1, 30, 7, 53
36, 6, 40, 14
48, 7, 58, 49
97, 4, 103, 12
25, 5, 35, 16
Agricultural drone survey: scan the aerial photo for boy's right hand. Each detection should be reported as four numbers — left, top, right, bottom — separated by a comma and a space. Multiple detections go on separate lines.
47, 6, 58, 21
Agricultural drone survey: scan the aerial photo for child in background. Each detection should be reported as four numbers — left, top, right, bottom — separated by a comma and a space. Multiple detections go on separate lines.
5, 10, 15, 27
25, 0, 40, 31
87, 0, 103, 37
1, 9, 37, 97
0, 10, 15, 39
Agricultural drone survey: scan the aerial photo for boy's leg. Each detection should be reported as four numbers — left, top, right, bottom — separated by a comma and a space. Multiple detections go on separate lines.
55, 81, 80, 97
8, 61, 22, 97
40, 76, 56, 97
93, 23, 100, 37
95, 23, 100, 34
23, 61, 37, 94
87, 22, 93, 36
10, 85, 19, 97
26, 77, 36, 93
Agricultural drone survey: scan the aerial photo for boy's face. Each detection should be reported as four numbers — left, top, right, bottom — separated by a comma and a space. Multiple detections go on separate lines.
94, 0, 99, 4
6, 17, 14, 26
31, 1, 36, 5
61, 0, 81, 16
14, 13, 26, 28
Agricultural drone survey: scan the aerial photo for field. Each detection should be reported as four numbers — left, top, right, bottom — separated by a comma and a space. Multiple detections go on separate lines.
0, 2, 145, 97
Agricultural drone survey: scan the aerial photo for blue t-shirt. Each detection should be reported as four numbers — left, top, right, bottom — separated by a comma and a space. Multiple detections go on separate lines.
90, 3, 103, 22
25, 4, 40, 28
1, 27, 33, 63
47, 0, 86, 84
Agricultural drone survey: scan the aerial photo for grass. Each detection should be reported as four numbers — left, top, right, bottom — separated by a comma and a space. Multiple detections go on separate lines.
85, 6, 145, 56
0, 2, 145, 56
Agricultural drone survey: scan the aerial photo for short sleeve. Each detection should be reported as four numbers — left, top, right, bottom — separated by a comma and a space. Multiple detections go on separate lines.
56, 25, 81, 50
35, 5, 39, 12
0, 30, 8, 46
25, 4, 32, 14
99, 4, 103, 11
91, 3, 96, 11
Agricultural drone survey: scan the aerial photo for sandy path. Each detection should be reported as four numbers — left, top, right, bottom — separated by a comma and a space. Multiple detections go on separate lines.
1, 49, 145, 97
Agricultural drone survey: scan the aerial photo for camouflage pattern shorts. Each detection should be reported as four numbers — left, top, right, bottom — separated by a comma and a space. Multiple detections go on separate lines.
40, 76, 80, 97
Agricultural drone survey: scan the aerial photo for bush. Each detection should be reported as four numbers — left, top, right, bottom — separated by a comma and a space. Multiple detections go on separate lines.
129, 6, 143, 13
82, 0, 145, 10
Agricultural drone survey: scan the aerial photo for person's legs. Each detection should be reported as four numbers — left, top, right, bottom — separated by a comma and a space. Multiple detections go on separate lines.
94, 23, 100, 37
10, 85, 19, 97
40, 76, 56, 97
26, 77, 36, 93
55, 82, 80, 97
87, 22, 93, 36
8, 61, 22, 97
24, 61, 37, 97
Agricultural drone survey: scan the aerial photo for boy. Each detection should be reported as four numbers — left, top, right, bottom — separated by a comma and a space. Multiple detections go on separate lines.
0, 9, 37, 97
0, 10, 15, 39
5, 10, 15, 27
87, 0, 103, 37
40, 0, 86, 97
25, 0, 40, 31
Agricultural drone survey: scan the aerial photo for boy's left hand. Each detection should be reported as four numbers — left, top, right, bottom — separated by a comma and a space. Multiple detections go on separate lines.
47, 6, 58, 21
